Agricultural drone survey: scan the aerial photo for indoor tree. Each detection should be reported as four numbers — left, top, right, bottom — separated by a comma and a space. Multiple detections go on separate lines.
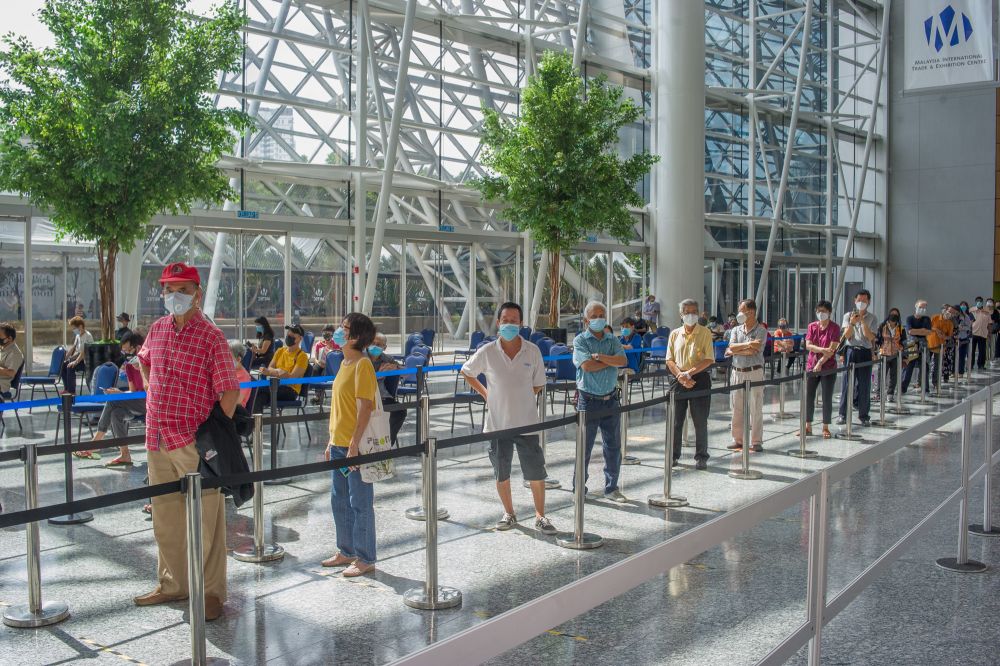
475, 50, 658, 327
0, 0, 251, 340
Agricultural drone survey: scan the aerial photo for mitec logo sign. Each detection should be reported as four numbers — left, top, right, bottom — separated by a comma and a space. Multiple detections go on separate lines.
924, 5, 973, 53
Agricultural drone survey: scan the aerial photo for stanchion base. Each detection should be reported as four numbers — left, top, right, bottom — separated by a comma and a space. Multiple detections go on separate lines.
621, 455, 641, 466
728, 469, 764, 480
868, 419, 899, 428
788, 449, 818, 459
48, 512, 93, 526
405, 506, 449, 521
168, 658, 231, 665
834, 432, 864, 441
968, 524, 1000, 538
556, 532, 604, 550
934, 557, 987, 573
2, 601, 69, 628
263, 478, 292, 486
887, 406, 912, 415
770, 413, 796, 421
233, 544, 286, 563
647, 494, 688, 508
403, 586, 463, 610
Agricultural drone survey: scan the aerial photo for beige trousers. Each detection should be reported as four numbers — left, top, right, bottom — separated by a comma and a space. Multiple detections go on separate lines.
730, 367, 765, 445
147, 443, 227, 601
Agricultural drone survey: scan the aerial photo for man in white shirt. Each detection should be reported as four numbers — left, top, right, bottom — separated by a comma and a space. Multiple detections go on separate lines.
461, 302, 557, 535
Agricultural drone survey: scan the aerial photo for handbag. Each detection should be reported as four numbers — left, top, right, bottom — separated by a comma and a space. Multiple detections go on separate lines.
359, 392, 395, 483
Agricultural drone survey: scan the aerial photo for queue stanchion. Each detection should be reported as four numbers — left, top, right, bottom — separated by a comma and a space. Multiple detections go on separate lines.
3, 445, 70, 628
183, 472, 208, 664
870, 356, 896, 428
48, 393, 93, 525
789, 366, 817, 459
936, 347, 944, 398
234, 414, 285, 563
835, 364, 864, 441
263, 377, 288, 486
557, 409, 604, 549
935, 404, 988, 572
526, 382, 561, 489
620, 372, 640, 465
403, 436, 462, 610
920, 348, 929, 405
648, 391, 688, 508
889, 352, 910, 415
772, 351, 794, 420
406, 390, 448, 521
729, 379, 763, 480
969, 383, 1000, 537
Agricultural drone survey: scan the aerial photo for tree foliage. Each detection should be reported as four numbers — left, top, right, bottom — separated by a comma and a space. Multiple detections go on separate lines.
0, 0, 251, 338
474, 51, 658, 325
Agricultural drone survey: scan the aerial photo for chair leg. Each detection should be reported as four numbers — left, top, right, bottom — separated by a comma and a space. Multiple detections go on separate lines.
301, 406, 310, 438
14, 409, 22, 432
450, 402, 457, 433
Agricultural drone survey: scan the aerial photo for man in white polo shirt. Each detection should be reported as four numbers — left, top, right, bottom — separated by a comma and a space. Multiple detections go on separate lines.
461, 301, 557, 535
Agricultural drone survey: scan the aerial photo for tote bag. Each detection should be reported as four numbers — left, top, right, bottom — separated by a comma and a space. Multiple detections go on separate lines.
359, 392, 395, 483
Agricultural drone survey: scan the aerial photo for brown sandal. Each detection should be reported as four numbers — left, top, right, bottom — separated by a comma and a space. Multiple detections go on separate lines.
321, 553, 356, 568
822, 428, 832, 439
343, 562, 375, 578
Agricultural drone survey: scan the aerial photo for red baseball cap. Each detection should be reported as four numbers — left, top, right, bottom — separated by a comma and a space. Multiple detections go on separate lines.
159, 262, 201, 286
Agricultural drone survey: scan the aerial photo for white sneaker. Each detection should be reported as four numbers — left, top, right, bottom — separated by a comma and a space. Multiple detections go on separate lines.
604, 489, 628, 503
496, 512, 517, 531
535, 516, 557, 535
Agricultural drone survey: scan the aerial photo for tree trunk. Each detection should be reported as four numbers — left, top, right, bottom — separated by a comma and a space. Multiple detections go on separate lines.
548, 248, 561, 327
95, 241, 118, 341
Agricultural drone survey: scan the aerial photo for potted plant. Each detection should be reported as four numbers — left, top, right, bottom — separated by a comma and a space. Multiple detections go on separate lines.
474, 51, 658, 332
0, 0, 252, 345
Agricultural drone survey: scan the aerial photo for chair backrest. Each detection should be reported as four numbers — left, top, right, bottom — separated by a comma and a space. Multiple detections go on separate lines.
470, 330, 486, 350
241, 348, 253, 371
420, 329, 435, 348
273, 338, 284, 351
405, 333, 425, 357
93, 362, 120, 395
325, 351, 344, 377
11, 363, 24, 394
714, 341, 728, 362
642, 332, 655, 349
519, 326, 531, 340
650, 336, 668, 358
537, 338, 554, 357
656, 327, 670, 339
49, 347, 66, 376
297, 364, 313, 401
411, 344, 431, 360
548, 344, 570, 365
529, 331, 545, 344
404, 354, 424, 369
302, 332, 315, 355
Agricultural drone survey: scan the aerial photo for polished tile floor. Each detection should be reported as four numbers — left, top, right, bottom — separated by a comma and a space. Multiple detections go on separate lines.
0, 367, 998, 665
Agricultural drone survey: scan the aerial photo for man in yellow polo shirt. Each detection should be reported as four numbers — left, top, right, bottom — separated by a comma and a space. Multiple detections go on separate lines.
666, 298, 715, 469
252, 324, 309, 412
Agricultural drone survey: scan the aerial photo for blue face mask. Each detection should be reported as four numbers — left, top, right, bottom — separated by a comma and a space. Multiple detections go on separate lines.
961, 305, 968, 312
588, 318, 607, 332
332, 327, 347, 346
368, 345, 383, 358
620, 327, 633, 338
255, 325, 263, 334
498, 323, 520, 341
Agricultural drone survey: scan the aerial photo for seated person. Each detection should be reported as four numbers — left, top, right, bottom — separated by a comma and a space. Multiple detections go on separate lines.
0, 322, 24, 399
310, 324, 341, 404
249, 316, 276, 369
61, 316, 93, 394
73, 331, 147, 465
619, 317, 643, 374
369, 333, 407, 446
230, 341, 253, 408
251, 325, 308, 412
633, 317, 650, 337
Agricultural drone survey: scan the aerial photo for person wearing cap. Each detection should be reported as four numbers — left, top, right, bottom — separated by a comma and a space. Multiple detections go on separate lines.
252, 324, 308, 413
134, 262, 240, 621
115, 312, 132, 341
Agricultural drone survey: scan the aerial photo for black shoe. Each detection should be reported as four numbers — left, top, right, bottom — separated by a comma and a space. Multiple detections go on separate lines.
672, 459, 681, 468
750, 443, 763, 453
861, 418, 871, 427
836, 417, 846, 426
726, 442, 743, 451
695, 460, 707, 470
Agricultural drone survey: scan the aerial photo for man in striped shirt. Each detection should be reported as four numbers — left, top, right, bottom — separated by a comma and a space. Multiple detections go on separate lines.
134, 263, 240, 621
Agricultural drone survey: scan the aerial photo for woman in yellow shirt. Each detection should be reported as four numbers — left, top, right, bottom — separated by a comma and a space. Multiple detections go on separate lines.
321, 313, 378, 577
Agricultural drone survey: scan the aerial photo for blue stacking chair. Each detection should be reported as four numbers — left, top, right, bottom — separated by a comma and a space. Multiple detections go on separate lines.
536, 337, 555, 359
646, 336, 669, 393
325, 350, 344, 378
452, 371, 486, 432
656, 326, 670, 339
23, 346, 67, 409
276, 364, 313, 441
241, 348, 254, 371
57, 362, 119, 443
302, 331, 315, 356
395, 355, 425, 401
519, 326, 531, 340
642, 332, 655, 349
420, 329, 435, 349
411, 344, 432, 362
0, 363, 25, 434
404, 333, 425, 358
547, 349, 578, 417
456, 330, 485, 359
529, 331, 546, 345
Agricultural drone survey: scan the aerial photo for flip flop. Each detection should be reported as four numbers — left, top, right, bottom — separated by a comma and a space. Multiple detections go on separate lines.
105, 457, 133, 467
822, 429, 832, 439
72, 450, 95, 459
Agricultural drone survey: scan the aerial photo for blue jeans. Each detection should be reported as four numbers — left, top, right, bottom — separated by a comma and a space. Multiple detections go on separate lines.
573, 392, 621, 494
329, 446, 377, 565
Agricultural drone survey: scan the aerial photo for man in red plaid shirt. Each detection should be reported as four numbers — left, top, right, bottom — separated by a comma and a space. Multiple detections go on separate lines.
134, 262, 240, 621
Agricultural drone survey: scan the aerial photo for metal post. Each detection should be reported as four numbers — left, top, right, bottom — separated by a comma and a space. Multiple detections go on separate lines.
870, 356, 896, 428
969, 384, 1000, 537
648, 392, 688, 508
773, 351, 794, 420
729, 379, 762, 480
936, 346, 943, 398
889, 351, 910, 415
557, 410, 603, 549
789, 365, 817, 458
3, 445, 70, 628
234, 415, 285, 562
263, 376, 288, 486
526, 382, 560, 488
49, 393, 93, 525
935, 405, 988, 572
406, 392, 448, 521
620, 372, 639, 465
805, 471, 830, 666
835, 364, 863, 441
920, 347, 928, 404
404, 437, 462, 609
185, 472, 208, 664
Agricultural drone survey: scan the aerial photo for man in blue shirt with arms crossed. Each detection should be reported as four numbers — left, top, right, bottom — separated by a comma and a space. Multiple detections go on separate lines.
572, 301, 628, 502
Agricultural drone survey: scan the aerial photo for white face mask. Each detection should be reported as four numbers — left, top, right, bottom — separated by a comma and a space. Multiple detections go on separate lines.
682, 313, 699, 327
817, 311, 830, 322
916, 307, 927, 316
855, 301, 868, 311
164, 291, 195, 316
736, 312, 747, 325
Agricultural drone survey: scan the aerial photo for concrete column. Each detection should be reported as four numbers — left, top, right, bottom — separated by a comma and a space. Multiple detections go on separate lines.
652, 1, 705, 328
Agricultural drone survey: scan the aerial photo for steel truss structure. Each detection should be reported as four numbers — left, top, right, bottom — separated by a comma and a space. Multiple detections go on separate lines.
0, 0, 889, 357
